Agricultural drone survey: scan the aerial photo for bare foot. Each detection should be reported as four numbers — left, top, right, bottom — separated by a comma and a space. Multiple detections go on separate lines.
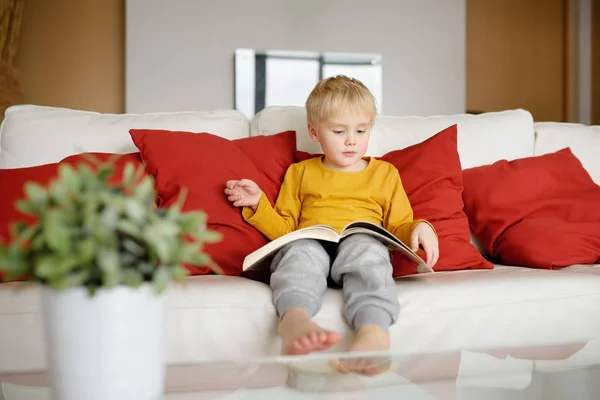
333, 325, 391, 376
279, 308, 341, 355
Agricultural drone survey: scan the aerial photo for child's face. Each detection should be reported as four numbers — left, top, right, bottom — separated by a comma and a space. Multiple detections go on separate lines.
308, 110, 372, 171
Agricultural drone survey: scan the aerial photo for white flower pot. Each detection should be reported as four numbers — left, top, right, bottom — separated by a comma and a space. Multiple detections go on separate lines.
42, 284, 165, 400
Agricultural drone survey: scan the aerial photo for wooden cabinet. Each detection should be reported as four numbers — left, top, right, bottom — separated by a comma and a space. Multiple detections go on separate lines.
467, 0, 570, 122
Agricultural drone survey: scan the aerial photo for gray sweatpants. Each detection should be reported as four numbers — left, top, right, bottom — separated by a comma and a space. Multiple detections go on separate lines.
269, 234, 400, 331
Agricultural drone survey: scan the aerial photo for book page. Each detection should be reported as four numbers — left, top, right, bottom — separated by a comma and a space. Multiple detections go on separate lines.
242, 225, 339, 271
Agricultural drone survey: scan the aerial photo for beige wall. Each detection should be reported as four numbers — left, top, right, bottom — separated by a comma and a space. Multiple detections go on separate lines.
14, 0, 124, 113
126, 0, 466, 116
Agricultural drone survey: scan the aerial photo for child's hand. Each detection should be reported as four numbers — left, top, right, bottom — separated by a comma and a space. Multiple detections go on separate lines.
411, 222, 439, 268
224, 179, 262, 211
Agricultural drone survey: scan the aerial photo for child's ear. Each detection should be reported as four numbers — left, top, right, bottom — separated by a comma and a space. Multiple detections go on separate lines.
308, 124, 319, 143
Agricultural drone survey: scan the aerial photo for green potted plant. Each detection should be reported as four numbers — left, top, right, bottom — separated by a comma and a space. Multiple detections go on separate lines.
0, 157, 221, 400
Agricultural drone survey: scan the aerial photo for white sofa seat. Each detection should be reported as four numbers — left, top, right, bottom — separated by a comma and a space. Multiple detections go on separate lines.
1, 265, 599, 372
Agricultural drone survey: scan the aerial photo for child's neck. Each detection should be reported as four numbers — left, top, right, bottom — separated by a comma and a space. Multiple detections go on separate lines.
322, 157, 369, 172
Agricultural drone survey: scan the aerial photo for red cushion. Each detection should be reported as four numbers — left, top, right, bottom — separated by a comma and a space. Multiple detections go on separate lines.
1, 164, 58, 282
298, 124, 493, 276
0, 163, 59, 244
129, 129, 297, 276
462, 148, 600, 269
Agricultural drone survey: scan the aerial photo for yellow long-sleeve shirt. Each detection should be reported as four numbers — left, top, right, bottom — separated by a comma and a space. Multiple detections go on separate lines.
242, 156, 431, 246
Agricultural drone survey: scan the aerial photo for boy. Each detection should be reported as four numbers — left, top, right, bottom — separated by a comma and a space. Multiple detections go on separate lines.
225, 76, 438, 375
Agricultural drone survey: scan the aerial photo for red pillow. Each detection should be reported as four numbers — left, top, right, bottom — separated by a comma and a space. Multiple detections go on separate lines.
0, 163, 59, 282
297, 125, 493, 276
462, 148, 600, 269
129, 129, 297, 276
0, 163, 59, 243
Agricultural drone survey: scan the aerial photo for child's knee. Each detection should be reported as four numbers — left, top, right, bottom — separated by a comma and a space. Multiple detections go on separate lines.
338, 234, 388, 259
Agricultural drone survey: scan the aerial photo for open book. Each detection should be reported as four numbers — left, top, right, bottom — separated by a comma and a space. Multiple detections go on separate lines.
242, 221, 434, 274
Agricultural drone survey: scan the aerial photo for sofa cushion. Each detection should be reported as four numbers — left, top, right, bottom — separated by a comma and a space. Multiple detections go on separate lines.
380, 125, 493, 274
534, 122, 600, 185
251, 106, 535, 169
1, 265, 599, 371
0, 105, 250, 168
462, 148, 600, 269
129, 129, 297, 276
0, 163, 58, 245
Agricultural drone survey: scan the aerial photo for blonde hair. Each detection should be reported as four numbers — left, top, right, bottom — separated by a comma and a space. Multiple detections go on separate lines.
305, 75, 377, 125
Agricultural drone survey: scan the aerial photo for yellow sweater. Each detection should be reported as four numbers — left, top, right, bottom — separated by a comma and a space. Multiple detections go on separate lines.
242, 156, 429, 246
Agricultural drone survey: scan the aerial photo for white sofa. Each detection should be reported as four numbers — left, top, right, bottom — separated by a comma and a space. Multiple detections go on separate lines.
0, 105, 599, 374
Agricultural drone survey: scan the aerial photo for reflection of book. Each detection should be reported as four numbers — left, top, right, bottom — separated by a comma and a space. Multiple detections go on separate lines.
242, 220, 433, 274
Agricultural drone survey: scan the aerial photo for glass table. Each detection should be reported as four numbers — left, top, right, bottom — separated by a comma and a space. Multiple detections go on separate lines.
1, 341, 599, 399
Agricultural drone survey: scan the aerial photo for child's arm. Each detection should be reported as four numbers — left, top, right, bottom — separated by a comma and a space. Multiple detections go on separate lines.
225, 165, 301, 241
384, 171, 439, 266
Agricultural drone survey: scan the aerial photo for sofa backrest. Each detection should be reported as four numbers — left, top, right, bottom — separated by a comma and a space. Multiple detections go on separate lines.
2, 104, 597, 183
250, 106, 536, 170
0, 105, 249, 168
534, 122, 600, 185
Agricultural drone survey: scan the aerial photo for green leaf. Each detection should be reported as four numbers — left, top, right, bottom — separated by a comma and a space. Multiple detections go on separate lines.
15, 200, 37, 216
167, 188, 188, 217
178, 212, 206, 233
197, 230, 222, 243
11, 222, 39, 245
117, 220, 142, 239
152, 267, 170, 294
122, 162, 135, 187
138, 262, 155, 275
156, 220, 179, 238
97, 249, 119, 273
35, 255, 77, 279
58, 164, 80, 193
62, 269, 91, 288
96, 164, 114, 183
122, 269, 143, 288
48, 180, 68, 205
82, 200, 100, 231
170, 265, 188, 281
121, 237, 144, 257
48, 269, 90, 291
0, 245, 29, 277
43, 210, 70, 254
144, 230, 170, 261
13, 224, 39, 250
97, 249, 120, 288
76, 238, 96, 264
124, 198, 145, 223
100, 207, 119, 230
135, 177, 155, 200
185, 252, 212, 267
24, 182, 47, 205
11, 221, 29, 236
30, 233, 46, 251
77, 163, 95, 185
133, 164, 147, 182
